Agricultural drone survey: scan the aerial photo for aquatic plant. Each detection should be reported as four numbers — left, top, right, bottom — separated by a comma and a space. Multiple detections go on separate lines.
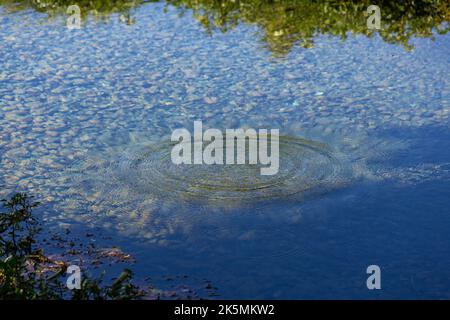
0, 193, 143, 300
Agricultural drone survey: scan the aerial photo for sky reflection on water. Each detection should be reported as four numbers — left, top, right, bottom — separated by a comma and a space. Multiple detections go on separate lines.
0, 1, 450, 298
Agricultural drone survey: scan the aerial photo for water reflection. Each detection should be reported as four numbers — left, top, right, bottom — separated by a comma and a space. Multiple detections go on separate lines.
1, 0, 449, 54
169, 0, 450, 54
1, 0, 450, 299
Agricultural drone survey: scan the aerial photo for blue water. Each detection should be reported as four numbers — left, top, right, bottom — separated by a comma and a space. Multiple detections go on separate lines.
1, 3, 449, 299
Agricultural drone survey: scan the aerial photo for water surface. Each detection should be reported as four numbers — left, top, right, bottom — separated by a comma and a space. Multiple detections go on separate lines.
1, 1, 449, 298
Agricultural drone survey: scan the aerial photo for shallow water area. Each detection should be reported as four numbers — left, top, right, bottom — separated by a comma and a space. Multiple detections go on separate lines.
1, 1, 450, 299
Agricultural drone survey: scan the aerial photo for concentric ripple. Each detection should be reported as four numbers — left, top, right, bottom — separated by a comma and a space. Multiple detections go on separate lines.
53, 134, 370, 240
109, 136, 352, 202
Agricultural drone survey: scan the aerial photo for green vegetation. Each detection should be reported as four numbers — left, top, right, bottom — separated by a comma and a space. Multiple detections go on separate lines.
169, 0, 450, 54
1, 0, 450, 52
0, 0, 147, 23
0, 0, 449, 54
0, 193, 143, 300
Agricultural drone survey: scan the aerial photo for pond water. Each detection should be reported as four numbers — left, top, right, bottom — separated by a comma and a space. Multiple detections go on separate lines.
0, 1, 449, 298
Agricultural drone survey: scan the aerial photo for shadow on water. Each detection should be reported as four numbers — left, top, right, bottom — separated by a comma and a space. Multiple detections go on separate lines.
46, 125, 450, 299
95, 125, 450, 299
0, 0, 449, 54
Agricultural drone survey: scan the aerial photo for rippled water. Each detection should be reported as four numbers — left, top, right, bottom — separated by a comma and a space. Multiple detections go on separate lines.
1, 2, 450, 298
78, 136, 353, 200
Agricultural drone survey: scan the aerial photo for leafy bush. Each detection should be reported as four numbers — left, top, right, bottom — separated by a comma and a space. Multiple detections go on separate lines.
0, 193, 144, 300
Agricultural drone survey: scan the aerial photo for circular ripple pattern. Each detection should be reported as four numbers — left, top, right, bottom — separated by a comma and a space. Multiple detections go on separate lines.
110, 136, 352, 202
